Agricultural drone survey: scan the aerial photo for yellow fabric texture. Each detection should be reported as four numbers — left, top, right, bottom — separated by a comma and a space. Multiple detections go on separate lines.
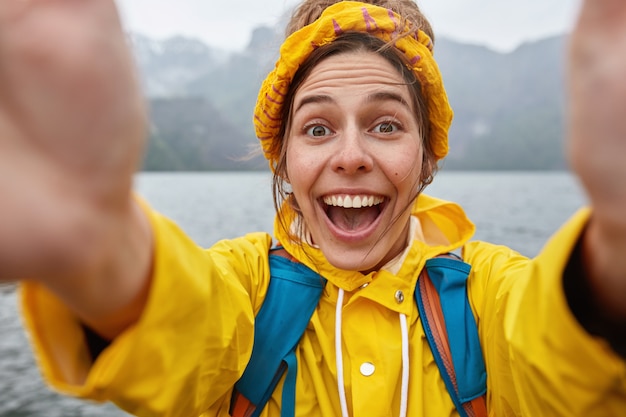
20, 195, 626, 417
254, 1, 453, 170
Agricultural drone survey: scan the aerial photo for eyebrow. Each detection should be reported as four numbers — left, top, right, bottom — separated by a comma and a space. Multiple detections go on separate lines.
294, 95, 334, 112
366, 91, 411, 108
294, 90, 411, 113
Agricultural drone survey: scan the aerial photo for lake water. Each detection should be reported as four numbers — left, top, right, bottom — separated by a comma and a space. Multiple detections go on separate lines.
0, 171, 587, 416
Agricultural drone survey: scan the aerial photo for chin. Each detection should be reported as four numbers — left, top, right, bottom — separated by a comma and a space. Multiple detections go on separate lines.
324, 247, 386, 274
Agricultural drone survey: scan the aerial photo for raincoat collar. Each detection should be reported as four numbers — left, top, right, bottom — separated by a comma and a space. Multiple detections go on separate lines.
274, 194, 476, 291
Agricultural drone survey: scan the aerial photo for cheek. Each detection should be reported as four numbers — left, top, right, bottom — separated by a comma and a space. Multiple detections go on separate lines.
380, 143, 424, 185
286, 139, 326, 173
285, 147, 299, 186
285, 145, 316, 196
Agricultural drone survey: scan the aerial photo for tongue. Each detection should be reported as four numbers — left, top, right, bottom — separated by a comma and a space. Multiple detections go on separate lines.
327, 206, 379, 231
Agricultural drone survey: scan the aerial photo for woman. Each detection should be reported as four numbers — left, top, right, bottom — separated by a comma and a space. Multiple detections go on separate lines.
1, 0, 624, 416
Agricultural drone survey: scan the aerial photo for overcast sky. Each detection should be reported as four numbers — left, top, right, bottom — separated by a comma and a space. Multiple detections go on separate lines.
116, 0, 582, 53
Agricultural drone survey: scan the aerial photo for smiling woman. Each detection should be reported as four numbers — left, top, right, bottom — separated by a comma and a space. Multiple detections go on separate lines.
284, 50, 426, 272
2, 0, 626, 417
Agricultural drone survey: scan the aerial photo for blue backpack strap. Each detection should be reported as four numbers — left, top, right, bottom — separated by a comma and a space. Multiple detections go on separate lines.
415, 255, 487, 417
231, 252, 326, 417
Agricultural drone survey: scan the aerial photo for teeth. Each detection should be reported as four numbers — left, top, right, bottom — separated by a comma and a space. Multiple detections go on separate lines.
323, 195, 383, 208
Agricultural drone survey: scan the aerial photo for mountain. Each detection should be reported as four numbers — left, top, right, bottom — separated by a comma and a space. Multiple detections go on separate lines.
130, 28, 569, 171
130, 33, 227, 98
436, 36, 568, 170
144, 97, 262, 171
182, 26, 280, 134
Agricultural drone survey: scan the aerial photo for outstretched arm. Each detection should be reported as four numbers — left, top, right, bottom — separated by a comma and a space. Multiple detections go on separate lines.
568, 0, 626, 319
0, 0, 152, 339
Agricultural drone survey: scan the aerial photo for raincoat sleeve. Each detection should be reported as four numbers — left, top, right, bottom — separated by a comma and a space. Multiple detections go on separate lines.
19, 203, 274, 417
465, 208, 626, 415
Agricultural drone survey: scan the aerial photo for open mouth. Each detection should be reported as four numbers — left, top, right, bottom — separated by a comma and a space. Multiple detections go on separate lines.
322, 194, 386, 232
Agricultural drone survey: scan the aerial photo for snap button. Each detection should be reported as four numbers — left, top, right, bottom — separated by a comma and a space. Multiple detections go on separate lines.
394, 290, 405, 304
360, 282, 369, 289
360, 362, 375, 376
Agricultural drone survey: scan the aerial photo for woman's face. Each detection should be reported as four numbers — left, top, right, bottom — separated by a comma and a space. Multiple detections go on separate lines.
285, 51, 424, 273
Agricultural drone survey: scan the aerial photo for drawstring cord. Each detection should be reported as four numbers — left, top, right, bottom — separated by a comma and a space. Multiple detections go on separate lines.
335, 288, 410, 417
399, 313, 409, 417
335, 289, 350, 417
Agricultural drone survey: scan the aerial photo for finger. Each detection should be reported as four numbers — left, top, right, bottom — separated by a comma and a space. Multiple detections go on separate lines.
0, 0, 145, 189
574, 0, 626, 33
0, 0, 136, 131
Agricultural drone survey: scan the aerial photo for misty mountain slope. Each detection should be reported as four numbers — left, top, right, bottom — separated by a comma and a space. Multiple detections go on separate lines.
130, 33, 227, 98
437, 35, 567, 169
144, 97, 263, 171
184, 26, 281, 134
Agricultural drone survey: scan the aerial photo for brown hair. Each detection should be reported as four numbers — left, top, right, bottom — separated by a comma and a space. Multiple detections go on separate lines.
273, 0, 438, 242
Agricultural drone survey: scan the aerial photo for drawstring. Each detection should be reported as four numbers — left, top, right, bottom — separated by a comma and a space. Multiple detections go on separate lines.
336, 289, 350, 417
399, 313, 409, 417
335, 288, 410, 417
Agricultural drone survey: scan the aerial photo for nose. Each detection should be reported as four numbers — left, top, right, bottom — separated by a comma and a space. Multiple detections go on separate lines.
331, 128, 374, 174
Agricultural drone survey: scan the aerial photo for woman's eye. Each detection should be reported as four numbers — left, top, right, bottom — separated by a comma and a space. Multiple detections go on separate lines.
373, 122, 398, 134
306, 125, 331, 137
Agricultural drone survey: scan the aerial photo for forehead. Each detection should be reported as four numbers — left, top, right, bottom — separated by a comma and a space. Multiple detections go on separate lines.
294, 50, 411, 102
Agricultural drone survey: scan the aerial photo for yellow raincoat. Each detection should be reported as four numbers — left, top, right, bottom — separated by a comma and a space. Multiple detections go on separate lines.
20, 194, 626, 416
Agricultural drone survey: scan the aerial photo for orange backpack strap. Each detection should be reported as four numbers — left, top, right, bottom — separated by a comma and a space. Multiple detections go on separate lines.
230, 390, 256, 417
416, 254, 487, 417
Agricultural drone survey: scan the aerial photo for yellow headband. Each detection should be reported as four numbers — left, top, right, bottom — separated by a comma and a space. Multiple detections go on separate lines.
254, 1, 453, 169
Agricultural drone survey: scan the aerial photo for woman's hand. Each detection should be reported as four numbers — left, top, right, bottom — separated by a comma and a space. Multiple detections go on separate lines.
568, 0, 626, 317
0, 0, 152, 337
